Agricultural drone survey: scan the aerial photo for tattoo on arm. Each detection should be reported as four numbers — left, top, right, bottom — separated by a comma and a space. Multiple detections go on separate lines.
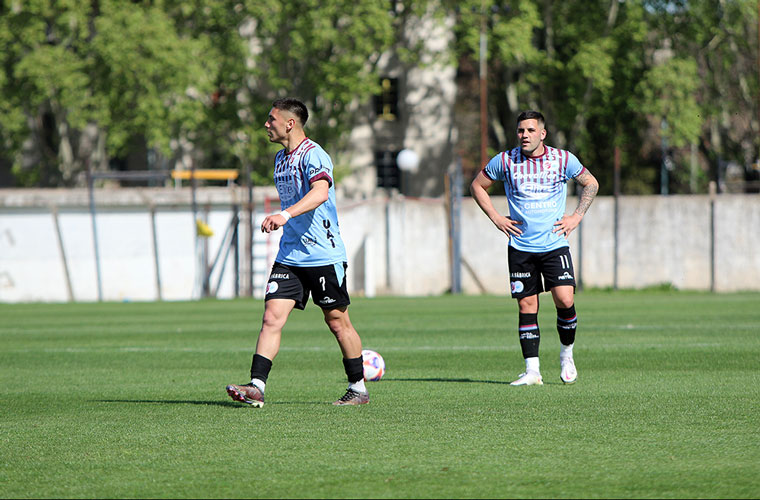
574, 171, 599, 217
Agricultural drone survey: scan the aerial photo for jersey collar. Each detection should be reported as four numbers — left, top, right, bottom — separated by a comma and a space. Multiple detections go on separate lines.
286, 137, 310, 156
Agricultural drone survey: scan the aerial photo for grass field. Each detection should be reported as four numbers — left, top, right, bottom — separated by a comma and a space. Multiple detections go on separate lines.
1, 290, 759, 499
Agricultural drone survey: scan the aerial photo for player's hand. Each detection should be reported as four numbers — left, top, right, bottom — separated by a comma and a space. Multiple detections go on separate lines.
261, 213, 288, 233
493, 216, 523, 238
553, 213, 582, 238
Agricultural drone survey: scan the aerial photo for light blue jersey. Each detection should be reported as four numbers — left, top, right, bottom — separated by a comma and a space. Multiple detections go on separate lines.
482, 146, 586, 253
273, 138, 347, 266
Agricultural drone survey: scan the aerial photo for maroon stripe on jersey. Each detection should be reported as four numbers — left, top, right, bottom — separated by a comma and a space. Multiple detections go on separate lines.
505, 152, 516, 191
275, 152, 287, 175
499, 152, 509, 188
539, 155, 545, 178
310, 171, 333, 186
482, 167, 497, 182
526, 156, 535, 189
511, 148, 521, 190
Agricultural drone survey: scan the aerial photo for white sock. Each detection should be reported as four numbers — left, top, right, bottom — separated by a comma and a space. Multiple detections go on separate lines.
560, 344, 574, 359
525, 357, 540, 373
349, 379, 367, 394
250, 378, 266, 393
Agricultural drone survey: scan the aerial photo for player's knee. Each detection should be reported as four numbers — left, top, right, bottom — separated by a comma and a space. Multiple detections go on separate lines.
518, 296, 538, 313
324, 317, 344, 335
554, 296, 574, 309
261, 310, 286, 331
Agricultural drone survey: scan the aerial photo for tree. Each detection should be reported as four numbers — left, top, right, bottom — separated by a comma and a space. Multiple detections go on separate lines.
196, 0, 404, 185
0, 0, 430, 187
0, 0, 213, 186
448, 0, 760, 195
647, 0, 759, 192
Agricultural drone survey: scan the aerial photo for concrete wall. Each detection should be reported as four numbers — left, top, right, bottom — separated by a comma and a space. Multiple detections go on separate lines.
1, 187, 758, 303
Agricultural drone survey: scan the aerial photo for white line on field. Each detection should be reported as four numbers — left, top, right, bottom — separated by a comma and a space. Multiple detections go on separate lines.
2, 342, 729, 354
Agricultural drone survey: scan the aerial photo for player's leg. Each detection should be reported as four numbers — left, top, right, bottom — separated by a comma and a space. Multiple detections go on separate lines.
551, 286, 578, 384
307, 262, 368, 405
544, 247, 578, 384
226, 263, 304, 406
226, 298, 296, 407
323, 306, 368, 405
508, 247, 543, 386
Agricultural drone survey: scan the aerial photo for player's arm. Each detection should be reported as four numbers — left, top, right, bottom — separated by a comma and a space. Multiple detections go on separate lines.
552, 169, 599, 238
470, 171, 522, 237
261, 179, 330, 233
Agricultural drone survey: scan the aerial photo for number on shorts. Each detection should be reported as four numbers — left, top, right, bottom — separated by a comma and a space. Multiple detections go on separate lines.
319, 276, 326, 291
559, 254, 569, 269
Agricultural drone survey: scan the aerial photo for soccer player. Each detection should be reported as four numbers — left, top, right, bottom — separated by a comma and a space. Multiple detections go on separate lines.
226, 98, 369, 406
470, 110, 599, 386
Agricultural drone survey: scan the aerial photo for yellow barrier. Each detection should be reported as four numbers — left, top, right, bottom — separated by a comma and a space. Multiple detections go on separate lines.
171, 169, 239, 181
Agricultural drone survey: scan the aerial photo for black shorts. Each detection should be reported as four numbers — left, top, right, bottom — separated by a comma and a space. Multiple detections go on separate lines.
265, 262, 351, 310
508, 246, 576, 299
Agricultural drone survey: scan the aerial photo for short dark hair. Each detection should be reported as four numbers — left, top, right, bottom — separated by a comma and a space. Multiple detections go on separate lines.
517, 110, 545, 127
272, 98, 309, 126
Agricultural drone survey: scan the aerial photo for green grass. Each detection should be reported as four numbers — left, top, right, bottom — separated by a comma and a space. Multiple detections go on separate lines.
1, 291, 759, 499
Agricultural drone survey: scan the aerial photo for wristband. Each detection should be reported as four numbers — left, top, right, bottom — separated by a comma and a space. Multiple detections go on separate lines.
279, 210, 292, 222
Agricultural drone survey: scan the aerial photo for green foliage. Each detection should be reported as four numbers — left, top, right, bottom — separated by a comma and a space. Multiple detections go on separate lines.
0, 0, 416, 186
449, 0, 755, 194
0, 0, 215, 185
92, 3, 214, 154
0, 0, 756, 193
241, 0, 398, 183
637, 58, 702, 148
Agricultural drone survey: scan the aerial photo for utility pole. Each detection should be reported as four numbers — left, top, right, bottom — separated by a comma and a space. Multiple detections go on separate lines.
479, 1, 488, 168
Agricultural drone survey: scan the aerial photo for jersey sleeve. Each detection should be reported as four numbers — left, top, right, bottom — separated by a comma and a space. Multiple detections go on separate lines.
482, 154, 506, 181
565, 152, 586, 180
305, 149, 334, 186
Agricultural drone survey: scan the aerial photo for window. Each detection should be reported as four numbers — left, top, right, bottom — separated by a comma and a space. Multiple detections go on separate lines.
374, 78, 398, 121
375, 150, 400, 189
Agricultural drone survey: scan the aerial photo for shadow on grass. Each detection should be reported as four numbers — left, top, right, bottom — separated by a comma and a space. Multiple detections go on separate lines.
384, 377, 511, 385
383, 377, 564, 386
95, 399, 325, 407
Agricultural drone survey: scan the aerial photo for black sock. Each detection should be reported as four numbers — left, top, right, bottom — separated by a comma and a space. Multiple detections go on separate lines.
342, 356, 364, 384
250, 354, 272, 383
518, 312, 540, 359
556, 305, 577, 346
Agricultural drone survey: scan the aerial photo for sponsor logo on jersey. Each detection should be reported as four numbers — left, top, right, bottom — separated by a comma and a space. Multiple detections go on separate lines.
301, 235, 317, 246
511, 280, 524, 293
558, 271, 574, 280
276, 183, 297, 202
266, 281, 279, 294
520, 181, 552, 200
524, 200, 558, 210
309, 165, 328, 177
513, 170, 559, 183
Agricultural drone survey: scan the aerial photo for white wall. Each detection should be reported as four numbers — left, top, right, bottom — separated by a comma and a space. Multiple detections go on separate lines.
1, 187, 759, 303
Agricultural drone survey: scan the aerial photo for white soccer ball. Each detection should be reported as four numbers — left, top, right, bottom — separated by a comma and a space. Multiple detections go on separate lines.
362, 349, 385, 381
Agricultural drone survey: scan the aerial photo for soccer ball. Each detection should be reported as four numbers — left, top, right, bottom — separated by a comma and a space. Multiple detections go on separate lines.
362, 349, 385, 381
